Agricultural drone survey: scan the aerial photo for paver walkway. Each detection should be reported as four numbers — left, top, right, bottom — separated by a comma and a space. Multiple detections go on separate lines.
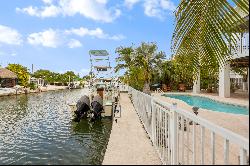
102, 93, 161, 165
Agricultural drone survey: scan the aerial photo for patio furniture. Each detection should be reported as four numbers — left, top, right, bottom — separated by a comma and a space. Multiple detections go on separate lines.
162, 84, 171, 92
178, 84, 186, 92
166, 86, 171, 91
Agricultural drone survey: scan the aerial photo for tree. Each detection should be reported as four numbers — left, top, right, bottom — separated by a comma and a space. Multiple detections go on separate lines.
82, 75, 91, 81
134, 42, 166, 94
62, 71, 77, 83
115, 46, 134, 73
7, 64, 30, 87
172, 0, 249, 72
33, 69, 55, 83
115, 42, 166, 93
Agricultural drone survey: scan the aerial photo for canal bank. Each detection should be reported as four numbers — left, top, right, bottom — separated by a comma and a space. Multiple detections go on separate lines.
102, 93, 161, 165
0, 85, 69, 97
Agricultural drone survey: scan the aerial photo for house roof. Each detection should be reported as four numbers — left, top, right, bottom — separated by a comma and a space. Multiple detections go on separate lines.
0, 68, 18, 79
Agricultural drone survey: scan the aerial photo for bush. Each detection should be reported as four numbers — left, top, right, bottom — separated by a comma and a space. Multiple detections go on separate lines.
29, 82, 37, 90
79, 82, 83, 87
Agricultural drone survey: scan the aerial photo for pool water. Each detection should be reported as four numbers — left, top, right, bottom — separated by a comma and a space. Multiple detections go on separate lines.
163, 94, 249, 115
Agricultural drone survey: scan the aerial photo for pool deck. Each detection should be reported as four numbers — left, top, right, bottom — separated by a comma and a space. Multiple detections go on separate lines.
152, 92, 249, 138
102, 93, 161, 165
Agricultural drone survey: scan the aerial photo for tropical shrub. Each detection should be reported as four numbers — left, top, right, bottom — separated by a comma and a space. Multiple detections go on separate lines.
7, 64, 30, 87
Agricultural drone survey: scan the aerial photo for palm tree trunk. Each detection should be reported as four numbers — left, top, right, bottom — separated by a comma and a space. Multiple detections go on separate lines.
143, 68, 151, 95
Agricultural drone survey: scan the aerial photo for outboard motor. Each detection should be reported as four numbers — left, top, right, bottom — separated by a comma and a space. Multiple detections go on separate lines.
73, 95, 90, 122
91, 95, 103, 121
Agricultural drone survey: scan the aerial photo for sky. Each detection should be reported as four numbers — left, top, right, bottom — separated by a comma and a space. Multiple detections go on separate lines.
0, 0, 179, 77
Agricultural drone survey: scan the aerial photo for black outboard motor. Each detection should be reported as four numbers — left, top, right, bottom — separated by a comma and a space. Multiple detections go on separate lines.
74, 95, 90, 122
91, 95, 103, 121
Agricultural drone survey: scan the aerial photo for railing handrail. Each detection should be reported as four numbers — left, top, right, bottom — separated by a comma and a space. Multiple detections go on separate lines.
151, 96, 249, 151
127, 85, 249, 153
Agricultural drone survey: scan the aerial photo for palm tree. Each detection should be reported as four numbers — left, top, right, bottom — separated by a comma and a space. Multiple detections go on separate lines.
115, 42, 166, 93
135, 42, 166, 94
114, 46, 134, 73
172, 0, 249, 72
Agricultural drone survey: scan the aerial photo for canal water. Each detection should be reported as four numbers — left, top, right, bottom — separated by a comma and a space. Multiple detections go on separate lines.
0, 89, 112, 165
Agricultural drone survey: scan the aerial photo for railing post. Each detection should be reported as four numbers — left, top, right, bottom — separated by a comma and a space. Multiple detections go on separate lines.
151, 99, 156, 144
170, 103, 178, 165
240, 148, 247, 165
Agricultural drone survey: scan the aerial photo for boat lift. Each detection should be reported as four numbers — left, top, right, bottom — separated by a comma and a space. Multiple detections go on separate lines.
89, 50, 120, 118
69, 50, 121, 122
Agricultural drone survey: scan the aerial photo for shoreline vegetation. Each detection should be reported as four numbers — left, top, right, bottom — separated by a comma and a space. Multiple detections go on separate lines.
0, 63, 88, 98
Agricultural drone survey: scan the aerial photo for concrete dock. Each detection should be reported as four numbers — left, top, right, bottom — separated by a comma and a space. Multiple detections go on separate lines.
102, 93, 161, 165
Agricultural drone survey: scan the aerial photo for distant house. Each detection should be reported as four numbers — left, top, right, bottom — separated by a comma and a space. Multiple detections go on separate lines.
0, 68, 18, 88
29, 77, 45, 87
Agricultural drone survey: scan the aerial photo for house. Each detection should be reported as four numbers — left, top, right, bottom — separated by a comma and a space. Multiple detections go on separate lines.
29, 77, 45, 87
0, 68, 18, 88
193, 7, 249, 98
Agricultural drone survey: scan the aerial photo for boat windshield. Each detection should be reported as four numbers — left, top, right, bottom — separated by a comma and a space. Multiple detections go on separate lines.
96, 84, 106, 89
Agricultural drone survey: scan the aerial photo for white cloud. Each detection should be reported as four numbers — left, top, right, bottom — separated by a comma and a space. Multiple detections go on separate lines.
42, 0, 54, 4
65, 27, 104, 38
0, 25, 22, 45
16, 6, 39, 17
160, 0, 176, 11
109, 34, 126, 41
27, 29, 61, 48
65, 27, 125, 40
124, 0, 141, 9
27, 27, 124, 48
68, 39, 82, 48
144, 0, 176, 19
16, 0, 121, 22
16, 5, 60, 18
40, 5, 61, 17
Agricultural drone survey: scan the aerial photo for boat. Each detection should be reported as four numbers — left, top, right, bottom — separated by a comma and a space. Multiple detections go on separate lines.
69, 50, 120, 122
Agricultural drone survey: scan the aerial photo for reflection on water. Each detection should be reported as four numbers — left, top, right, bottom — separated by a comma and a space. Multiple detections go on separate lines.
0, 89, 112, 165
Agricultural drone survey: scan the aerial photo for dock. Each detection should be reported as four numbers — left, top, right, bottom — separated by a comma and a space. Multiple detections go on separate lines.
102, 93, 161, 165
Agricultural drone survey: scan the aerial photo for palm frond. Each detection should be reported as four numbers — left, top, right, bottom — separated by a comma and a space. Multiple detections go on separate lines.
172, 0, 249, 72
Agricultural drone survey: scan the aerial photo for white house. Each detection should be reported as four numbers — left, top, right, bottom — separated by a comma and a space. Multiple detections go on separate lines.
193, 7, 249, 98
29, 76, 45, 87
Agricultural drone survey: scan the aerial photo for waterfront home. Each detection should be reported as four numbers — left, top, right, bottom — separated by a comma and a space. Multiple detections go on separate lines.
0, 68, 18, 88
29, 76, 45, 87
192, 6, 249, 98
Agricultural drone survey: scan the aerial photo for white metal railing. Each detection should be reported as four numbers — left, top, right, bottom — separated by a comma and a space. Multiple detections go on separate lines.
155, 88, 164, 93
231, 32, 249, 59
119, 84, 129, 92
127, 86, 249, 165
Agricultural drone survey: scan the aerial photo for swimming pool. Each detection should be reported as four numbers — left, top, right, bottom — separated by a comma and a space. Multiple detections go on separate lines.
163, 94, 249, 115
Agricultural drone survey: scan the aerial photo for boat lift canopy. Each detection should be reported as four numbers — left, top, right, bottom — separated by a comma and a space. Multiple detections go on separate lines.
89, 50, 109, 56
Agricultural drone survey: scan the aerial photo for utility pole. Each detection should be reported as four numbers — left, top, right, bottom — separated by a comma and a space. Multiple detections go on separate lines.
32, 64, 34, 74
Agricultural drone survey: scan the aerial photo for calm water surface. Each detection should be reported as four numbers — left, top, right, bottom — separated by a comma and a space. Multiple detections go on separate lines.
0, 89, 112, 165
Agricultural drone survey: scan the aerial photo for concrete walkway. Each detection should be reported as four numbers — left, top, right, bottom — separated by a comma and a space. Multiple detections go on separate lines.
102, 93, 161, 165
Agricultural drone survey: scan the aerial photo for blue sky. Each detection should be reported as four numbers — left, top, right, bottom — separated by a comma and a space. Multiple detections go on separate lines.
0, 0, 179, 76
